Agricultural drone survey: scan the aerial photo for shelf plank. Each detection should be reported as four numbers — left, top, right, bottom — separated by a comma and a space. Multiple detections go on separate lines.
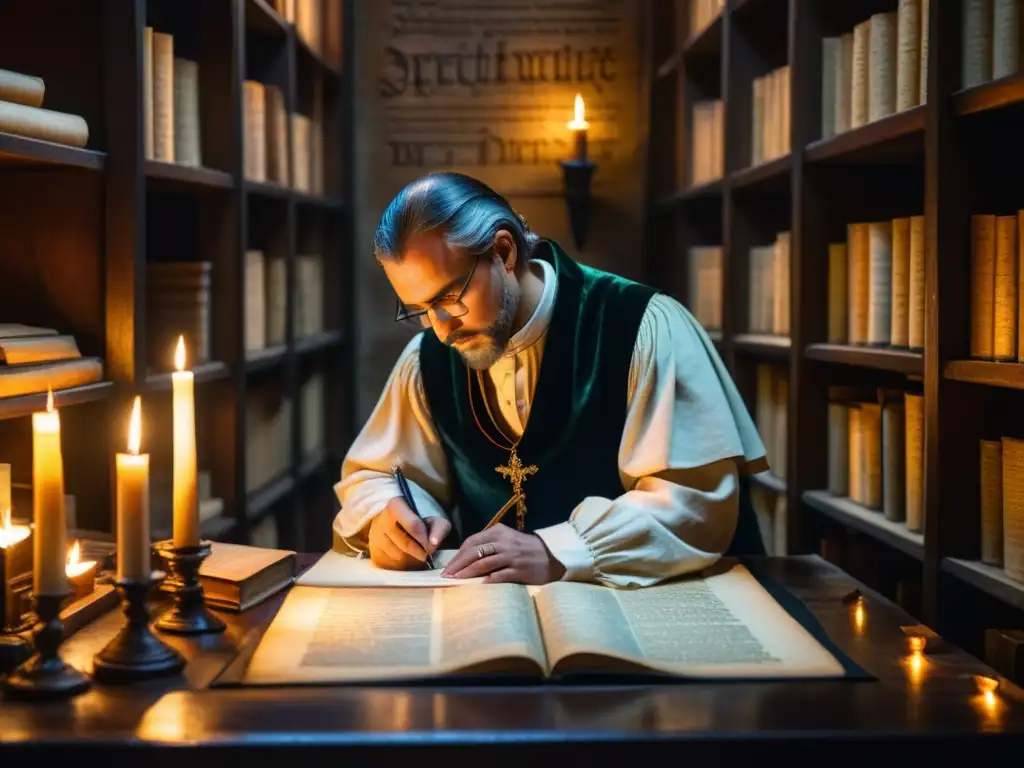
145, 160, 234, 190
733, 333, 791, 359
953, 72, 1024, 117
750, 471, 786, 495
805, 343, 924, 375
294, 191, 344, 209
729, 154, 791, 192
246, 179, 292, 199
942, 558, 1024, 612
944, 359, 1024, 390
144, 361, 231, 392
246, 344, 288, 373
246, 0, 288, 36
803, 490, 925, 561
247, 471, 296, 521
296, 329, 343, 355
0, 132, 105, 170
0, 381, 114, 421
682, 12, 722, 59
655, 178, 723, 207
296, 35, 342, 76
804, 105, 925, 163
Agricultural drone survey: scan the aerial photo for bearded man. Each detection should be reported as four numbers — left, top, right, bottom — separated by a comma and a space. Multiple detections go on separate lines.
333, 172, 767, 587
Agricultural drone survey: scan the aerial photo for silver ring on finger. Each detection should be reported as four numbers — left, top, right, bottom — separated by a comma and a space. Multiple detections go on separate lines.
476, 543, 496, 559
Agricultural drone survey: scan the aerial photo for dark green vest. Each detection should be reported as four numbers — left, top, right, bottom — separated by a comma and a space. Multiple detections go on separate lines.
418, 239, 654, 541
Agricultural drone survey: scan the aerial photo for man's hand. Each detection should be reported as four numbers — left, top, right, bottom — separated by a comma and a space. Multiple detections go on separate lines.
368, 497, 451, 571
440, 524, 566, 584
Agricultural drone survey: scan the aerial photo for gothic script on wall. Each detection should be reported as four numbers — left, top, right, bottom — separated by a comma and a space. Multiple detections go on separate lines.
375, 0, 640, 195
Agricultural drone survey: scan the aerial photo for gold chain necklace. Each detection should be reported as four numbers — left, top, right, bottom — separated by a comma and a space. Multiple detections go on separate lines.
467, 369, 538, 531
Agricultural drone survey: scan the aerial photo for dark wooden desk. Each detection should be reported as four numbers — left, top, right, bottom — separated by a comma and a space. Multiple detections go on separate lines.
2, 555, 1024, 764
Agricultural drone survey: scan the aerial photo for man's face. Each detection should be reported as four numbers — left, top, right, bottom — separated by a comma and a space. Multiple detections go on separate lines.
383, 231, 519, 370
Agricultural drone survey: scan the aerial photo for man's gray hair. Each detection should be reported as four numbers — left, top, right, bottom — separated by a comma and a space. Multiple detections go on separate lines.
373, 172, 540, 263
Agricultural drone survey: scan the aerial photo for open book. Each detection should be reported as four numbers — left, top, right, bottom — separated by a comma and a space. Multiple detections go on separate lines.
241, 561, 846, 684
297, 549, 481, 587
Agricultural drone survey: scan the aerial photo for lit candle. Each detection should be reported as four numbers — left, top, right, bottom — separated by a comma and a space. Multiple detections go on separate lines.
567, 93, 589, 162
65, 540, 96, 601
116, 395, 151, 580
32, 389, 67, 596
0, 462, 10, 525
0, 507, 29, 549
172, 337, 199, 548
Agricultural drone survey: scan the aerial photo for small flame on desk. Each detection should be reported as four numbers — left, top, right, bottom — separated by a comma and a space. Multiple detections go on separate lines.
907, 636, 926, 655
971, 675, 1005, 727
46, 387, 54, 413
67, 540, 80, 569
0, 508, 29, 549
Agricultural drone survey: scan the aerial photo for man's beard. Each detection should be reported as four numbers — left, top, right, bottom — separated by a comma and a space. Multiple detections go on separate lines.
445, 279, 517, 370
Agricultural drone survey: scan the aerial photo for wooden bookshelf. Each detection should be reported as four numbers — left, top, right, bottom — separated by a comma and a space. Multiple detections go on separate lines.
644, 0, 1024, 655
0, 0, 353, 555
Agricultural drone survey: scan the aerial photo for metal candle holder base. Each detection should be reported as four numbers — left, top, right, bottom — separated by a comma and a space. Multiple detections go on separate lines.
152, 540, 225, 636
2, 592, 91, 701
560, 159, 596, 251
92, 571, 186, 683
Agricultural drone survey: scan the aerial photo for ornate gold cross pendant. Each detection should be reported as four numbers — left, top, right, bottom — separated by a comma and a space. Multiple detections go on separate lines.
495, 447, 538, 531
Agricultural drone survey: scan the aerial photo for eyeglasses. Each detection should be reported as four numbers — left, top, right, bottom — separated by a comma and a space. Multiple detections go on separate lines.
394, 254, 482, 328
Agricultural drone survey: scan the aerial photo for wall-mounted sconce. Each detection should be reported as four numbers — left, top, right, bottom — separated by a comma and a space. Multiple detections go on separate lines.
561, 93, 595, 251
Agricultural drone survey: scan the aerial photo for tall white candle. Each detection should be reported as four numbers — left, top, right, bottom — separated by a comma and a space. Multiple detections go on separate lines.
116, 396, 151, 580
172, 336, 199, 548
32, 390, 67, 595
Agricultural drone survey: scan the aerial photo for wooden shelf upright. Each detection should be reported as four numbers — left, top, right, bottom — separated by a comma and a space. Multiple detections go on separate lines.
0, 0, 355, 554
644, 0, 1024, 658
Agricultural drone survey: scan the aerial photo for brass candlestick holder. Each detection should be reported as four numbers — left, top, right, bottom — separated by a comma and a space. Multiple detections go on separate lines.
152, 540, 225, 635
3, 591, 91, 701
93, 570, 186, 683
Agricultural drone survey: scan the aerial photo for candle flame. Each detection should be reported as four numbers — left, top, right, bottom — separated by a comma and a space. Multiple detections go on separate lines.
175, 336, 186, 371
46, 387, 54, 413
907, 636, 926, 654
128, 395, 142, 454
67, 540, 80, 567
567, 93, 589, 130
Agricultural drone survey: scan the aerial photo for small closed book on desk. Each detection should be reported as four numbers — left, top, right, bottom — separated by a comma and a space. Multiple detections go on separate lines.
239, 558, 847, 684
160, 541, 296, 612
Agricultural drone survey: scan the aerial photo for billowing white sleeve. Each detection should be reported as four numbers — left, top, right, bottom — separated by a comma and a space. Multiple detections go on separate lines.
533, 294, 762, 588
332, 333, 452, 553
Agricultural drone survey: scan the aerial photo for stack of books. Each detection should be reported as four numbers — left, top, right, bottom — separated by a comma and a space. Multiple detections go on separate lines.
0, 67, 90, 149
0, 323, 102, 398
147, 261, 212, 368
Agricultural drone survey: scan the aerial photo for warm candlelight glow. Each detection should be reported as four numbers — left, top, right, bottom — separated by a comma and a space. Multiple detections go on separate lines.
175, 335, 186, 372
567, 93, 589, 130
46, 387, 54, 413
907, 636, 926, 654
65, 540, 95, 578
904, 650, 927, 688
128, 396, 142, 455
974, 674, 999, 695
971, 675, 1005, 727
852, 598, 867, 636
0, 508, 29, 549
